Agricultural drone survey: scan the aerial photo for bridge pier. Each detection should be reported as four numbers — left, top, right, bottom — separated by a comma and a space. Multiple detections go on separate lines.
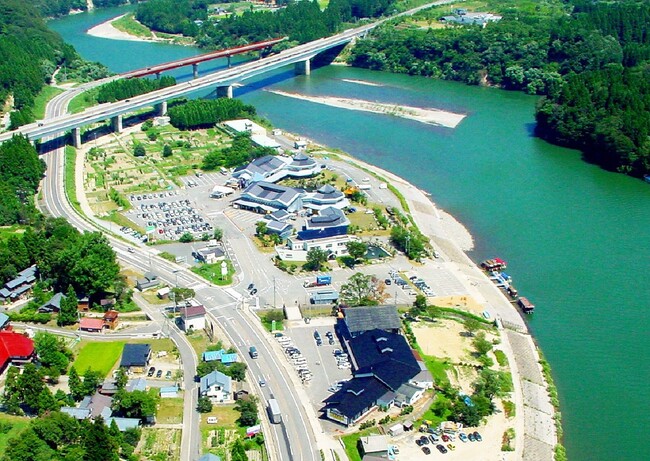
155, 72, 161, 80
155, 101, 168, 116
227, 55, 231, 68
295, 59, 311, 76
111, 115, 123, 133
72, 127, 82, 149
216, 85, 233, 99
193, 63, 199, 79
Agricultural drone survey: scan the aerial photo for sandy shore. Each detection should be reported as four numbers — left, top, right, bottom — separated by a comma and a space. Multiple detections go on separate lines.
86, 14, 147, 42
267, 89, 466, 128
340, 78, 384, 87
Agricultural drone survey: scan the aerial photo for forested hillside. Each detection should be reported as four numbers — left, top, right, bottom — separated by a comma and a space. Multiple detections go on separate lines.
136, 0, 395, 48
0, 0, 110, 127
31, 0, 133, 17
348, 0, 650, 177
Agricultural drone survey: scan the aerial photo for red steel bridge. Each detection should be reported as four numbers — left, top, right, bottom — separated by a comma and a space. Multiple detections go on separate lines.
122, 37, 287, 79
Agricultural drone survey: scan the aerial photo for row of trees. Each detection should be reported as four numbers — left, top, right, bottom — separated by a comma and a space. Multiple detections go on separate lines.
168, 98, 256, 130
96, 75, 176, 103
348, 0, 650, 176
137, 0, 396, 49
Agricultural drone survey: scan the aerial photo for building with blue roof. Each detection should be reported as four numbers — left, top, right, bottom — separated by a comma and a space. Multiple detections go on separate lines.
0, 313, 9, 330
106, 417, 140, 432
198, 454, 222, 461
203, 350, 223, 362
298, 207, 350, 240
160, 386, 179, 398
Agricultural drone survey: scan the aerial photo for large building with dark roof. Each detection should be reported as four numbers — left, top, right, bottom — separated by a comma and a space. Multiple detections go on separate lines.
338, 305, 402, 339
324, 328, 426, 426
297, 207, 350, 240
303, 184, 349, 210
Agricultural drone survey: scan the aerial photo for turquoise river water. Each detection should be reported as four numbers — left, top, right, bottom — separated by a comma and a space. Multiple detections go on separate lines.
50, 7, 650, 461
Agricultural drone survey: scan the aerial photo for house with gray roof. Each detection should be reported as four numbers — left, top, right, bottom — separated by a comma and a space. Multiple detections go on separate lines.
0, 313, 9, 330
266, 219, 294, 239
38, 292, 66, 313
234, 181, 303, 214
106, 417, 141, 432
339, 305, 402, 339
303, 184, 349, 210
2, 265, 37, 302
60, 406, 92, 420
200, 370, 232, 403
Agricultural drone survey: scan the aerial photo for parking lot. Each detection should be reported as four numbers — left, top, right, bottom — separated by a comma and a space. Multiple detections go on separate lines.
126, 192, 213, 241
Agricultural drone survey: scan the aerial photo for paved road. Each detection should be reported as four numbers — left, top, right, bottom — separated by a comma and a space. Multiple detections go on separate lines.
40, 89, 319, 461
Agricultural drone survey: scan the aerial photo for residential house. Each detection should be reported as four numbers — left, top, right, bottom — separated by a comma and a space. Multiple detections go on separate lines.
234, 181, 303, 214
0, 313, 9, 330
160, 386, 179, 398
38, 292, 66, 313
105, 417, 141, 432
125, 377, 148, 393
233, 381, 251, 401
358, 435, 388, 458
136, 272, 159, 291
103, 310, 119, 330
157, 287, 170, 299
338, 305, 402, 339
200, 370, 232, 403
178, 305, 206, 331
440, 10, 502, 26
77, 296, 90, 312
0, 331, 35, 372
303, 185, 349, 211
297, 207, 350, 240
120, 344, 152, 373
79, 317, 105, 333
2, 265, 37, 302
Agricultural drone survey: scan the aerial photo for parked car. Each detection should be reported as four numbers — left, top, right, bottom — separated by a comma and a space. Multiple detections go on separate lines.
422, 446, 431, 455
441, 434, 450, 442
447, 444, 456, 451
473, 431, 482, 442
429, 434, 439, 443
458, 432, 468, 443
419, 436, 429, 445
415, 439, 423, 447
156, 369, 163, 378
147, 367, 155, 377
165, 370, 172, 380
247, 283, 255, 291
384, 278, 392, 285
436, 444, 447, 454
468, 432, 476, 442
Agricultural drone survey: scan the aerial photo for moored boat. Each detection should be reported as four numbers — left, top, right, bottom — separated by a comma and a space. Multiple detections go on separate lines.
506, 285, 519, 298
481, 257, 507, 271
517, 297, 535, 313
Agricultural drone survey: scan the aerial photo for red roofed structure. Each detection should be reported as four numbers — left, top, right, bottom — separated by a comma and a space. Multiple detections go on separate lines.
0, 331, 35, 372
79, 317, 105, 333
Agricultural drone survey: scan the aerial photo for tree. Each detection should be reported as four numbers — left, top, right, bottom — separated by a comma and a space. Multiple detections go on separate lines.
133, 143, 146, 157
231, 438, 248, 461
68, 366, 83, 401
81, 417, 119, 461
57, 285, 78, 326
115, 367, 128, 391
412, 294, 427, 314
81, 368, 102, 397
197, 396, 213, 413
340, 272, 382, 306
213, 227, 223, 241
171, 287, 195, 304
235, 397, 259, 427
345, 241, 368, 262
464, 318, 482, 337
17, 363, 46, 413
305, 247, 328, 271
473, 332, 493, 356
226, 362, 247, 381
2, 366, 23, 415
112, 389, 158, 419
162, 144, 173, 157
179, 232, 194, 243
255, 221, 268, 237
34, 331, 70, 374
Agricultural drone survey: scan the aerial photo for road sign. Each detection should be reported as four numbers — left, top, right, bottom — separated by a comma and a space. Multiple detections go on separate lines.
146, 225, 156, 233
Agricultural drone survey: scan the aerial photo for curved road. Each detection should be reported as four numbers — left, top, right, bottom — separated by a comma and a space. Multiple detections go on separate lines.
41, 87, 319, 461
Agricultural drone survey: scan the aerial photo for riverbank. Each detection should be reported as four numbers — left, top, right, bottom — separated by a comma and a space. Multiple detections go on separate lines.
86, 13, 186, 44
328, 151, 560, 460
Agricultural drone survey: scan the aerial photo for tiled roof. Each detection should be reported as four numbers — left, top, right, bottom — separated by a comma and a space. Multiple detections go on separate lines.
120, 344, 151, 367
79, 318, 105, 330
343, 306, 401, 334
200, 370, 232, 394
180, 305, 206, 319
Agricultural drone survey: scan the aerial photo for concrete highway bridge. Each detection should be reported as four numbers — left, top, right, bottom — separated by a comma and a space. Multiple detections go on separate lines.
0, 23, 375, 148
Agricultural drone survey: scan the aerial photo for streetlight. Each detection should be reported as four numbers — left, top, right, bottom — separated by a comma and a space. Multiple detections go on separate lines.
172, 270, 179, 313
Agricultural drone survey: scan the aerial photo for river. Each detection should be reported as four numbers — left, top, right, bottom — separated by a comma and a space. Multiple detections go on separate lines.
49, 7, 650, 461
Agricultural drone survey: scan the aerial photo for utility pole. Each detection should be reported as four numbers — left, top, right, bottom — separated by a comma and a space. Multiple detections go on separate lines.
273, 276, 277, 309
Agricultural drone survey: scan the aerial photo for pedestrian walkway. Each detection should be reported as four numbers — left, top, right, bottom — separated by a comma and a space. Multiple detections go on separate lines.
225, 208, 264, 231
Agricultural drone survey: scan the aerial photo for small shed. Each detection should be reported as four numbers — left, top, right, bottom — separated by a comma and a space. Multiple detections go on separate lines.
388, 423, 404, 436
160, 386, 179, 399
310, 289, 339, 305
157, 287, 170, 299
103, 310, 119, 330
79, 317, 104, 333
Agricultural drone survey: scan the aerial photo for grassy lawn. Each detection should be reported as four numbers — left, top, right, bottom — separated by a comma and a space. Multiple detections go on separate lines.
191, 259, 235, 286
0, 225, 26, 240
112, 13, 153, 38
73, 341, 125, 377
187, 330, 211, 359
341, 428, 380, 461
64, 146, 80, 213
157, 397, 184, 424
68, 89, 98, 114
0, 414, 30, 453
420, 354, 451, 385
33, 86, 63, 120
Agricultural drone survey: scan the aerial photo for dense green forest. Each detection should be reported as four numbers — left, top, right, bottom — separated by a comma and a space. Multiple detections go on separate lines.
136, 0, 395, 48
347, 0, 650, 176
31, 0, 134, 18
167, 98, 256, 130
96, 75, 176, 103
0, 136, 46, 225
203, 131, 277, 170
0, 216, 121, 298
0, 0, 110, 128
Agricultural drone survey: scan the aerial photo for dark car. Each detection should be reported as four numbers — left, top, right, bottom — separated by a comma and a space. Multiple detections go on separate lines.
147, 367, 155, 377
247, 283, 255, 291
416, 439, 423, 447
473, 431, 482, 442
422, 446, 431, 455
249, 288, 257, 295
419, 436, 429, 445
156, 369, 163, 378
468, 432, 476, 442
441, 434, 450, 442
436, 444, 448, 454
384, 278, 392, 285
165, 370, 172, 380
328, 338, 335, 345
